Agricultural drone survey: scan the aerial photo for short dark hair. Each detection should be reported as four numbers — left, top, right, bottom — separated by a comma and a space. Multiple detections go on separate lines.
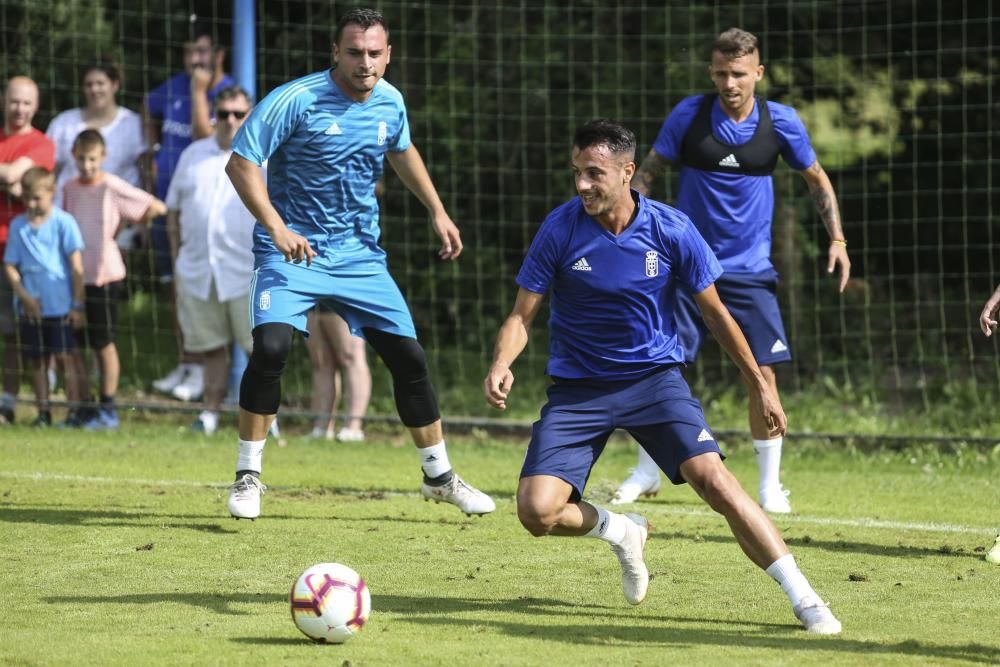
72, 129, 105, 153
334, 8, 389, 44
189, 18, 227, 48
21, 166, 55, 193
214, 84, 250, 106
82, 60, 123, 87
573, 119, 636, 160
714, 28, 759, 60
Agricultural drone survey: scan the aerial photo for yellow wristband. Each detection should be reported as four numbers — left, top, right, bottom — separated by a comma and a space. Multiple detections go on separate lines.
830, 239, 847, 247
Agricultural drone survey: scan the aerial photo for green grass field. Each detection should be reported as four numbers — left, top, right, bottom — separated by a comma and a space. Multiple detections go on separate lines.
1, 420, 998, 666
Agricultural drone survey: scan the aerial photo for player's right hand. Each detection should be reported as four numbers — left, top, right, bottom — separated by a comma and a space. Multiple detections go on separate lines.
483, 363, 514, 410
273, 228, 317, 266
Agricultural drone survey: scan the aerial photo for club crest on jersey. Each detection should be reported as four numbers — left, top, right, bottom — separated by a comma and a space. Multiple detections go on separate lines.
645, 250, 659, 277
259, 290, 271, 311
377, 121, 388, 146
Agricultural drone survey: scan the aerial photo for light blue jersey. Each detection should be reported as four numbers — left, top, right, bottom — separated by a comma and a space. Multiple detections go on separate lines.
3, 207, 84, 317
233, 69, 410, 263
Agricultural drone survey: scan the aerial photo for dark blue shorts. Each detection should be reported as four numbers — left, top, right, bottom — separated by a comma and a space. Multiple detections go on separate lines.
520, 365, 724, 499
20, 317, 75, 358
675, 268, 792, 366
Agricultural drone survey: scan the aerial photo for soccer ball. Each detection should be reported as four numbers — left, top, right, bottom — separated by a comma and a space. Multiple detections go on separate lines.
289, 562, 371, 643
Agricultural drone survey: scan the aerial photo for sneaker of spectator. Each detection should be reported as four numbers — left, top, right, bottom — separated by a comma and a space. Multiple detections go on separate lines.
171, 365, 205, 402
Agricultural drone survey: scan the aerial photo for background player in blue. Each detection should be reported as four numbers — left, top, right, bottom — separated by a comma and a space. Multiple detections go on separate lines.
614, 28, 853, 512
222, 8, 494, 520
484, 119, 841, 634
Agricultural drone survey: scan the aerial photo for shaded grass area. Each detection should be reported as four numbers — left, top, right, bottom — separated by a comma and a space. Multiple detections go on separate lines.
1, 426, 998, 666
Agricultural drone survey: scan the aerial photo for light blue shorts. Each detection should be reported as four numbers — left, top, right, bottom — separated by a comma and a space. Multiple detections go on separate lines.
249, 256, 415, 340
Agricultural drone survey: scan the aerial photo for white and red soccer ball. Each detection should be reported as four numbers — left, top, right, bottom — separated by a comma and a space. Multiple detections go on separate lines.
289, 562, 371, 643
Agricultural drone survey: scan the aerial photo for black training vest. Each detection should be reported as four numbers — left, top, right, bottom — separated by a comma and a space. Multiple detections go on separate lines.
679, 94, 781, 176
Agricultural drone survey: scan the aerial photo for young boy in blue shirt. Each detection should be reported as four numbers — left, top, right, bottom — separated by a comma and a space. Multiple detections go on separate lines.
3, 167, 85, 426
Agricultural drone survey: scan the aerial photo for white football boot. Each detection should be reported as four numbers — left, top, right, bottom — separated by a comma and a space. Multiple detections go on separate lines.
793, 596, 842, 634
986, 535, 1000, 565
760, 485, 792, 514
610, 513, 650, 605
227, 474, 267, 520
611, 468, 661, 505
421, 473, 495, 516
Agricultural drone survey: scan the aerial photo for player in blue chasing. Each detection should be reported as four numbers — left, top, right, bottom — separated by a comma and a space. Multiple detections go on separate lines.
222, 8, 494, 520
614, 28, 852, 512
484, 120, 841, 633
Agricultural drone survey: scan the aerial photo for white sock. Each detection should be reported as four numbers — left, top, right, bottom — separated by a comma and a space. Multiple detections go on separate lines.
754, 437, 783, 492
636, 445, 660, 478
419, 441, 451, 478
765, 553, 818, 608
585, 505, 628, 546
236, 438, 266, 475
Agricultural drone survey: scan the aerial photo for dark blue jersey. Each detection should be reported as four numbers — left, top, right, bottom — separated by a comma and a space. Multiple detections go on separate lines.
652, 95, 816, 272
517, 194, 722, 380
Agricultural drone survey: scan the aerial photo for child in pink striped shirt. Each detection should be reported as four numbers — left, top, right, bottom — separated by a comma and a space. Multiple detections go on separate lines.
61, 129, 166, 429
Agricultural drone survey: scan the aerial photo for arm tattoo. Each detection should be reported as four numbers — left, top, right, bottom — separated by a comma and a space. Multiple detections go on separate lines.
805, 162, 844, 238
633, 150, 670, 196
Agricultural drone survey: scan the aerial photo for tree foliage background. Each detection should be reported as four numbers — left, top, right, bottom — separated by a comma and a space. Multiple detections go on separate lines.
1, 0, 997, 414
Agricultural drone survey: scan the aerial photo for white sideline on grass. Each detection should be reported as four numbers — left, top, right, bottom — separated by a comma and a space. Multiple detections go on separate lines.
1, 470, 994, 536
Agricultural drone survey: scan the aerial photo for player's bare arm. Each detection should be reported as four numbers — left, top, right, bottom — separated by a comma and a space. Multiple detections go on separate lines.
485, 288, 545, 410
225, 153, 315, 265
980, 283, 1000, 337
386, 145, 462, 260
693, 284, 786, 436
632, 149, 670, 196
801, 160, 851, 292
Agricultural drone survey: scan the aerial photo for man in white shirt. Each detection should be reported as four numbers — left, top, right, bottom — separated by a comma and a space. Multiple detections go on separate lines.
166, 85, 257, 435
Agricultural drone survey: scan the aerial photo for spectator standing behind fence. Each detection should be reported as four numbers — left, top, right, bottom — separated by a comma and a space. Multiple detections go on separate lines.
46, 61, 146, 208
62, 129, 166, 429
306, 306, 372, 441
146, 20, 234, 399
615, 28, 851, 513
3, 167, 84, 427
978, 282, 1000, 565
165, 86, 256, 436
0, 76, 56, 424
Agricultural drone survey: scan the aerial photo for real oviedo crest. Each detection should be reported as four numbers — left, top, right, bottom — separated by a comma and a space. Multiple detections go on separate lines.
645, 250, 659, 277
377, 121, 388, 146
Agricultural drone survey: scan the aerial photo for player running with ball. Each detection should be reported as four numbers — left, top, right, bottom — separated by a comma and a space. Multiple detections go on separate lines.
484, 119, 841, 634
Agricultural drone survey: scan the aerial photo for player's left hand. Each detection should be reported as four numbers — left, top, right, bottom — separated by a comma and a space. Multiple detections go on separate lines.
980, 291, 1000, 337
752, 384, 787, 438
432, 214, 462, 260
828, 243, 851, 293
